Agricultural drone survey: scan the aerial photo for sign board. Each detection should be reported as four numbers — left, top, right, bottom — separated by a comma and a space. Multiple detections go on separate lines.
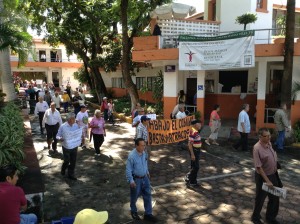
178, 30, 255, 70
148, 116, 194, 145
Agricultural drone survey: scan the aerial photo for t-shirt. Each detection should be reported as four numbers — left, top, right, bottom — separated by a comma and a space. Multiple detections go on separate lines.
237, 110, 251, 133
189, 127, 202, 148
0, 182, 27, 224
76, 111, 89, 127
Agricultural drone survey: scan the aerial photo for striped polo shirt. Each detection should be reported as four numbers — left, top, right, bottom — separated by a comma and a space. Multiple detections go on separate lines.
189, 127, 202, 148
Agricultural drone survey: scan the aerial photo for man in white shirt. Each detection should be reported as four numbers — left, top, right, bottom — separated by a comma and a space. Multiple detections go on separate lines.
51, 91, 61, 112
42, 102, 63, 153
176, 105, 187, 119
171, 103, 185, 119
234, 104, 251, 151
34, 97, 49, 135
76, 105, 89, 149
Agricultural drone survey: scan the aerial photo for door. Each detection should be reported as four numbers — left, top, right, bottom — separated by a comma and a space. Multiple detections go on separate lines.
52, 72, 59, 87
186, 78, 197, 105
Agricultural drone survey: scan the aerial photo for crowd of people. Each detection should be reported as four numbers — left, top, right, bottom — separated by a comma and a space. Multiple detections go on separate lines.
0, 84, 288, 224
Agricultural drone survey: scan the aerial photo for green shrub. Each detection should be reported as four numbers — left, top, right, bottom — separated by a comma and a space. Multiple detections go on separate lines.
0, 102, 26, 171
114, 97, 131, 116
293, 119, 300, 143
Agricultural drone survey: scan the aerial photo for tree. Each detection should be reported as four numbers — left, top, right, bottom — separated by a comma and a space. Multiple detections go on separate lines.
119, 0, 171, 110
24, 0, 121, 102
0, 0, 33, 101
236, 13, 258, 30
281, 0, 295, 106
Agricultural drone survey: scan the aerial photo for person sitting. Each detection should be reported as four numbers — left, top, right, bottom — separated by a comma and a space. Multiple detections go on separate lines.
0, 164, 38, 224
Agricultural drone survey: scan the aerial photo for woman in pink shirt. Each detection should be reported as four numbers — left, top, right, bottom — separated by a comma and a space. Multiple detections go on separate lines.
89, 110, 106, 156
205, 104, 221, 146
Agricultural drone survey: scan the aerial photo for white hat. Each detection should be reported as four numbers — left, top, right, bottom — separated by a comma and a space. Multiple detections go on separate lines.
74, 209, 108, 224
103, 97, 107, 100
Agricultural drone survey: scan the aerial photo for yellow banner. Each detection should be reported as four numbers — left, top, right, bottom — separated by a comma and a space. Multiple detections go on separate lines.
148, 116, 194, 145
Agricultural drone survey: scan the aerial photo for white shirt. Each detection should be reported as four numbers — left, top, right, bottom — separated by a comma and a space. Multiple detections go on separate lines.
52, 95, 61, 108
34, 101, 49, 115
76, 111, 89, 127
42, 108, 63, 127
132, 115, 142, 127
237, 110, 251, 133
176, 111, 187, 119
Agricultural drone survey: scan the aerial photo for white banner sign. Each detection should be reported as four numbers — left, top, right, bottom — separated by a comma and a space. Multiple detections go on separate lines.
179, 30, 255, 70
63, 128, 83, 149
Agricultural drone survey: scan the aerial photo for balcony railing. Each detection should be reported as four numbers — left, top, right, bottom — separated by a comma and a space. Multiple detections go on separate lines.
10, 55, 82, 63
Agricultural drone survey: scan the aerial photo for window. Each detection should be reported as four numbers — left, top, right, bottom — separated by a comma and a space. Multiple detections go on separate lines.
136, 77, 146, 90
256, 0, 268, 13
147, 77, 156, 91
112, 78, 124, 88
219, 71, 248, 93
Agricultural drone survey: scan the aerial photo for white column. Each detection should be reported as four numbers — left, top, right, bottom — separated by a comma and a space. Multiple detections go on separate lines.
164, 70, 178, 97
257, 60, 267, 100
197, 70, 205, 98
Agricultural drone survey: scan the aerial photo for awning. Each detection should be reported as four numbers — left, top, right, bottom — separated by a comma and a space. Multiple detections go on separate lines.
150, 3, 197, 19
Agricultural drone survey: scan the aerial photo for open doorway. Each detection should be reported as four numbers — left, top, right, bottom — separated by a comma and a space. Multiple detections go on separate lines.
52, 72, 59, 87
186, 78, 197, 105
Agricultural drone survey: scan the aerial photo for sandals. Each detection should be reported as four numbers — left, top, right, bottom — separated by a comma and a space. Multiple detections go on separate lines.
205, 140, 210, 145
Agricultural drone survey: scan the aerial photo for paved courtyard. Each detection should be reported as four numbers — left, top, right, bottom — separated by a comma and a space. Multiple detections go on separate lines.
27, 115, 300, 224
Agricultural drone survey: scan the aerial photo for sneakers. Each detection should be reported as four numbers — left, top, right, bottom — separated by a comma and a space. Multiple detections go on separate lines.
184, 174, 189, 183
131, 212, 141, 220
144, 214, 158, 223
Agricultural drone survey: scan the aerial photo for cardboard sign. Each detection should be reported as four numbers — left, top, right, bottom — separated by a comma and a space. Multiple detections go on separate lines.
148, 116, 194, 145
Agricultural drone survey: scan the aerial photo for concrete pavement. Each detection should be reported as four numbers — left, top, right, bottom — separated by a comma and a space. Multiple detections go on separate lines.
28, 114, 300, 224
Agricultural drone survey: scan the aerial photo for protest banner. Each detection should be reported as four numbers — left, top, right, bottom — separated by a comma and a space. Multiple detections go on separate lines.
63, 127, 83, 149
148, 116, 194, 145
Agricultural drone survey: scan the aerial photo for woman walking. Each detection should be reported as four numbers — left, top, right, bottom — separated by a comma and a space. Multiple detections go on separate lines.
205, 104, 221, 146
89, 110, 106, 156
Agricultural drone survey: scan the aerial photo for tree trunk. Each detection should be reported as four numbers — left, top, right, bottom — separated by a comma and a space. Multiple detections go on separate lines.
0, 0, 16, 101
121, 0, 139, 111
90, 64, 107, 103
282, 0, 295, 107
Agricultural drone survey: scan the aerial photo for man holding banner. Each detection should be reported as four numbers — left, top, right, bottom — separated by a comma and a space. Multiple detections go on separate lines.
184, 119, 202, 187
56, 112, 83, 181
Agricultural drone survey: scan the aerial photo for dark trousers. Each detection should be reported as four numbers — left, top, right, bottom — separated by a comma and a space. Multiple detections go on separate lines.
61, 147, 78, 177
45, 123, 59, 150
104, 109, 108, 121
63, 102, 69, 113
93, 133, 104, 154
74, 106, 80, 116
234, 132, 248, 151
29, 99, 36, 114
38, 112, 45, 133
187, 148, 200, 184
252, 172, 280, 222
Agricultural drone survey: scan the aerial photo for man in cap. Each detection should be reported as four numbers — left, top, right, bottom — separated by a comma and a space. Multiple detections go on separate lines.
74, 209, 108, 224
76, 104, 89, 149
136, 115, 151, 145
184, 119, 202, 187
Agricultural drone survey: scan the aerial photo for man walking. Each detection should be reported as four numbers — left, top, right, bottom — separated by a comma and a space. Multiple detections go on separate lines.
34, 96, 49, 135
274, 103, 289, 152
42, 102, 62, 153
56, 112, 82, 180
251, 128, 282, 224
51, 91, 62, 112
234, 104, 251, 151
184, 119, 202, 187
126, 138, 158, 223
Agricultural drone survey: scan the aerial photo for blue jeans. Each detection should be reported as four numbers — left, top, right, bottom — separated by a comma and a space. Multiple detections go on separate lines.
130, 176, 152, 215
20, 213, 37, 224
275, 130, 285, 150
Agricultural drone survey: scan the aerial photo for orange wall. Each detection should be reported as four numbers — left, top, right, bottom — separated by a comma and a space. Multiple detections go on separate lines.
197, 98, 205, 124
291, 100, 300, 127
132, 48, 178, 62
204, 94, 257, 119
133, 36, 159, 51
164, 97, 177, 119
11, 61, 82, 68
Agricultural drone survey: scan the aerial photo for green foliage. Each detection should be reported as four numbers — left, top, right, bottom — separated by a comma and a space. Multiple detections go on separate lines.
235, 13, 258, 30
293, 120, 300, 143
0, 102, 26, 171
194, 111, 202, 120
114, 97, 131, 115
73, 66, 90, 84
276, 15, 286, 36
152, 70, 164, 115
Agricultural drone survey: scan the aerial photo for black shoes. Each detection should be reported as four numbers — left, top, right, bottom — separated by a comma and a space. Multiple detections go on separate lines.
144, 214, 158, 223
266, 219, 280, 224
61, 169, 65, 176
251, 219, 263, 224
68, 175, 77, 181
131, 212, 141, 220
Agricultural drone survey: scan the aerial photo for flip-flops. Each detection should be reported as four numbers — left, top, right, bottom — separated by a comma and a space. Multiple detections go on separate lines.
205, 140, 210, 145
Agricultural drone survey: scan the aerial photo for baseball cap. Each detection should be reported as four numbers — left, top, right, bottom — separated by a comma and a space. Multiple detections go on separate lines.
141, 115, 151, 122
74, 209, 108, 224
191, 119, 201, 125
80, 104, 87, 109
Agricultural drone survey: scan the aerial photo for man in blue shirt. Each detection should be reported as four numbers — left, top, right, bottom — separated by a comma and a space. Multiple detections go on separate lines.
126, 138, 157, 223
